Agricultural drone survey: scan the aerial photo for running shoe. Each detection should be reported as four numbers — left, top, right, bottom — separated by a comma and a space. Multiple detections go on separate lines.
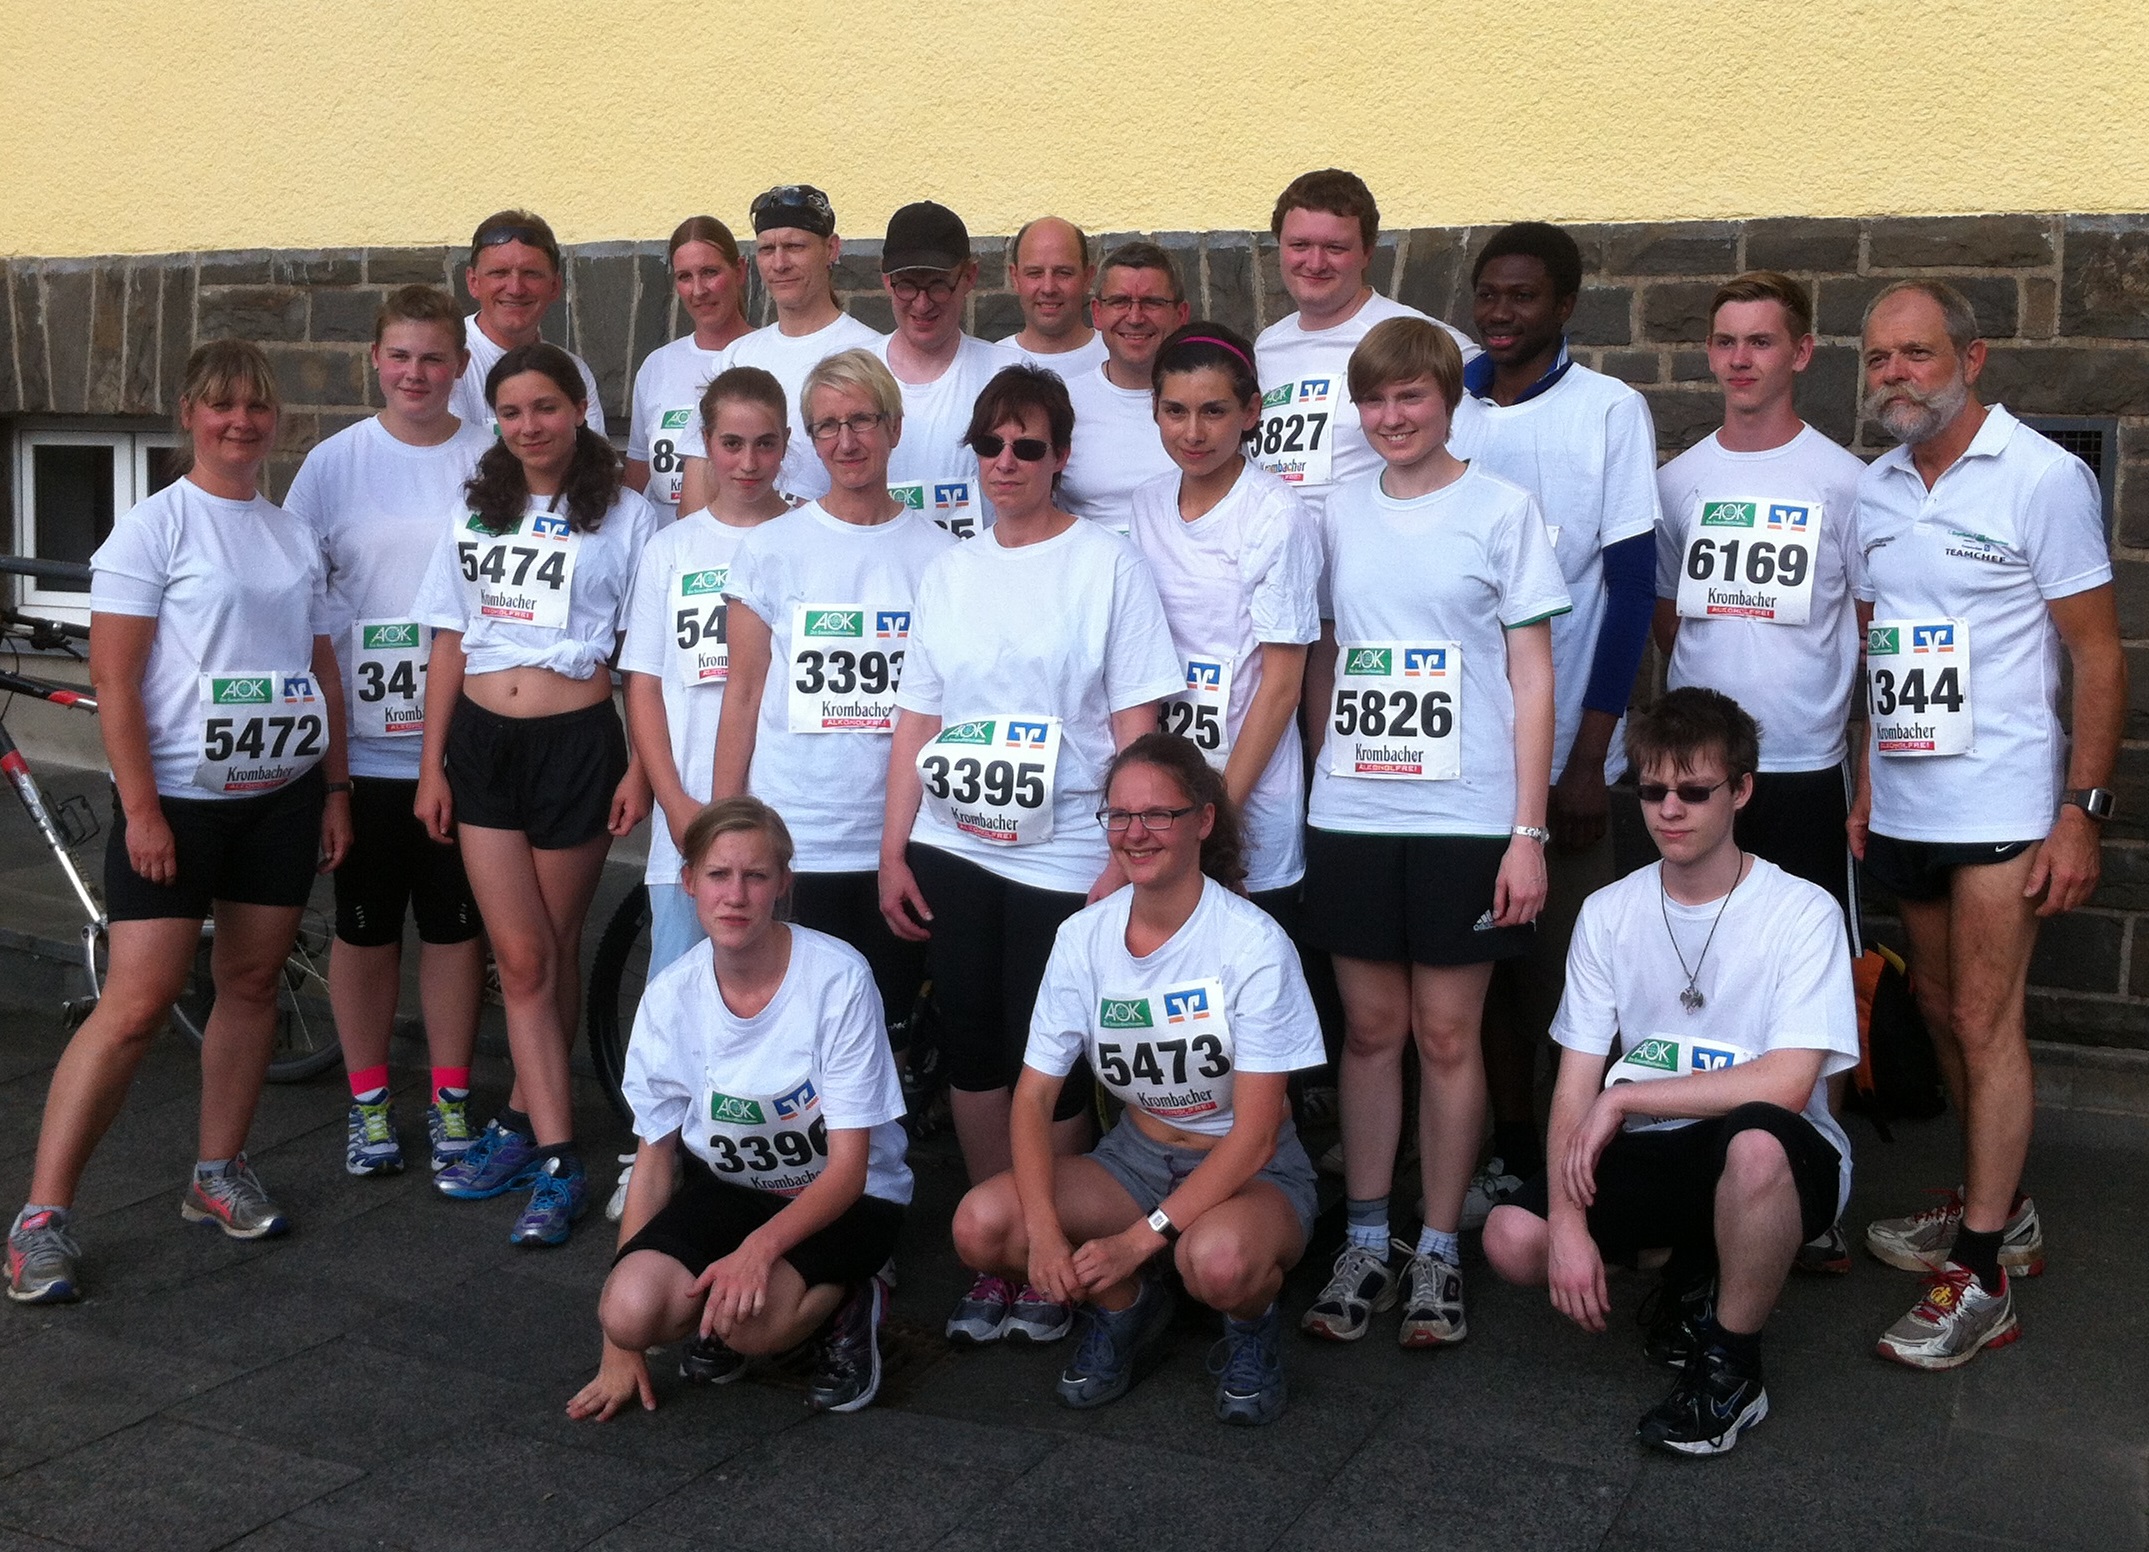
427, 1095, 475, 1173
1003, 1283, 1073, 1344
1636, 1346, 1769, 1456
1460, 1156, 1523, 1231
1794, 1220, 1853, 1275
1874, 1263, 2019, 1371
1300, 1239, 1404, 1342
508, 1155, 588, 1248
434, 1119, 541, 1200
945, 1271, 1016, 1346
1294, 1083, 1341, 1127
680, 1332, 748, 1385
1864, 1190, 2044, 1277
344, 1098, 404, 1177
1639, 1270, 1716, 1370
1056, 1277, 1174, 1410
1397, 1253, 1468, 1348
806, 1276, 887, 1413
1208, 1303, 1287, 1426
7, 1207, 81, 1304
605, 1156, 636, 1223
181, 1156, 290, 1240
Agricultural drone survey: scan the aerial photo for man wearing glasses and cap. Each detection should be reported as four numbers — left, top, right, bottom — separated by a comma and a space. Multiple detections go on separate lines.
678, 184, 886, 508
449, 210, 607, 434
870, 202, 1019, 539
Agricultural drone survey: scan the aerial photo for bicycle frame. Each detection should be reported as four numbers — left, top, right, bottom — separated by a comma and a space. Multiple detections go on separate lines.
0, 666, 108, 998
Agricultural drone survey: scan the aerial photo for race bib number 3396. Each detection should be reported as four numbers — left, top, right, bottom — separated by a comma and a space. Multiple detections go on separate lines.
1675, 498, 1820, 626
1328, 641, 1460, 780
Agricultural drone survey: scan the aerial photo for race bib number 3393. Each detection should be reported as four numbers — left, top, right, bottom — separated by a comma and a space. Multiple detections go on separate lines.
787, 604, 906, 731
917, 716, 1061, 845
1868, 618, 1971, 757
1675, 498, 1820, 626
1328, 641, 1460, 780
456, 510, 580, 630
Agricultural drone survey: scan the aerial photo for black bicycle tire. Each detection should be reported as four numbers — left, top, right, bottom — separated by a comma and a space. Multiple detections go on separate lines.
586, 883, 648, 1125
170, 912, 345, 1083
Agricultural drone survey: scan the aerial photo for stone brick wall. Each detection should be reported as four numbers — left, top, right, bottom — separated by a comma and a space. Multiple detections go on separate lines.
5, 215, 2148, 1047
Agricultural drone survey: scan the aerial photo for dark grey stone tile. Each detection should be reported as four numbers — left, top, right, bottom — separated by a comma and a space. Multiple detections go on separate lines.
1279, 1431, 1629, 1552
0, 1530, 81, 1549
72, 1254, 409, 1374
1641, 279, 1721, 344
121, 260, 162, 411
365, 246, 455, 286
158, 258, 196, 408
1397, 227, 1468, 328
219, 1521, 385, 1551
346, 1267, 600, 1389
11, 264, 50, 410
1979, 344, 2149, 419
1600, 1450, 1928, 1551
1602, 222, 1740, 277
2060, 217, 2149, 340
198, 252, 276, 286
831, 245, 887, 296
1745, 218, 1863, 274
307, 287, 383, 345
1868, 215, 2053, 271
86, 264, 126, 412
1602, 349, 1661, 385
0, 1417, 358, 1552
1203, 233, 1259, 343
1570, 284, 1634, 347
292, 1428, 690, 1552
0, 1323, 241, 1467
1817, 274, 2016, 340
1639, 386, 1725, 456
270, 252, 363, 288
846, 294, 895, 334
1798, 344, 1861, 445
199, 285, 308, 343
43, 266, 92, 412
626, 250, 674, 377
1256, 235, 1291, 332
261, 344, 369, 409
0, 261, 18, 413
569, 251, 635, 423
504, 1352, 814, 1475
970, 291, 1022, 343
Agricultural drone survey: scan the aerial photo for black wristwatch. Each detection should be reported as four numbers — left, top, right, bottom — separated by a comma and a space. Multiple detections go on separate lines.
2062, 788, 2115, 821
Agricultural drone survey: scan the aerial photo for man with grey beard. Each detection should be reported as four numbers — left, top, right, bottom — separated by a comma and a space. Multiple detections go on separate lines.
1848, 280, 2124, 1372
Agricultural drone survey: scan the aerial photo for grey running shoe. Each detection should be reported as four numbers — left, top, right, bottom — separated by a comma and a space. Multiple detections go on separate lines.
1794, 1221, 1852, 1275
1875, 1263, 2019, 1371
7, 1207, 82, 1304
680, 1332, 748, 1385
1209, 1303, 1287, 1426
806, 1277, 887, 1413
1397, 1253, 1467, 1348
181, 1156, 290, 1240
1865, 1190, 2044, 1277
1057, 1277, 1174, 1409
945, 1272, 1015, 1346
1300, 1239, 1404, 1342
427, 1096, 475, 1173
1460, 1157, 1522, 1231
1002, 1283, 1072, 1344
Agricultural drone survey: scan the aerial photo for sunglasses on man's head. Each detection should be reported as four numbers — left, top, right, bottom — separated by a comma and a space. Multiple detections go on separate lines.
474, 226, 557, 263
971, 433, 1051, 461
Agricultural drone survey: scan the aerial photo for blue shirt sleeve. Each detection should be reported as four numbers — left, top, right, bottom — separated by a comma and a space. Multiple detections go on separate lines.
1583, 532, 1656, 717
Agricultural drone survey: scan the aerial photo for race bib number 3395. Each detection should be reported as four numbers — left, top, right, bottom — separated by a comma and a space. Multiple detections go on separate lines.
917, 716, 1061, 845
1328, 641, 1460, 780
1675, 498, 1820, 626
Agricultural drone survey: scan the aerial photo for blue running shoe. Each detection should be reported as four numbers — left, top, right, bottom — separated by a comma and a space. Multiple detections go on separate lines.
427, 1094, 476, 1173
1208, 1302, 1288, 1426
1055, 1276, 1173, 1410
434, 1119, 540, 1200
509, 1155, 588, 1247
345, 1098, 404, 1177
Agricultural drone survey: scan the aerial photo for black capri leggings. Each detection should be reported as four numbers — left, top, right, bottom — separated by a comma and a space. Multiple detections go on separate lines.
906, 842, 1092, 1122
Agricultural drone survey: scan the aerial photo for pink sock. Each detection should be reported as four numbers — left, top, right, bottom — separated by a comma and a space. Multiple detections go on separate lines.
432, 1066, 472, 1101
348, 1065, 390, 1101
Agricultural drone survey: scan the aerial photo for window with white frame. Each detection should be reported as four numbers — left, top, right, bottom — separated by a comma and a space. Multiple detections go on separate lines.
10, 426, 184, 623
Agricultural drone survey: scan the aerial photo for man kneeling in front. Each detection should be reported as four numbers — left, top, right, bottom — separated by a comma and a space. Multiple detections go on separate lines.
1483, 686, 1857, 1456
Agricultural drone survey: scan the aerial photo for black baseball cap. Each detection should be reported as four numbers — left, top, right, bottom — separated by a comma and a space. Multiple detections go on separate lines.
750, 184, 835, 238
882, 202, 971, 273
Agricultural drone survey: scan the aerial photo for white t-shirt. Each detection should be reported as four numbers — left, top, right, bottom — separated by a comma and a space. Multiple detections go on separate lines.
624, 926, 912, 1204
1551, 857, 1860, 1215
1655, 426, 1869, 772
90, 478, 331, 800
678, 312, 886, 503
411, 488, 660, 679
447, 316, 607, 437
1026, 877, 1325, 1138
1450, 364, 1663, 781
1854, 405, 2112, 843
1253, 293, 1479, 523
722, 503, 957, 873
627, 334, 725, 517
873, 334, 1021, 540
1059, 362, 1177, 535
1000, 332, 1109, 378
898, 518, 1186, 892
1309, 465, 1571, 837
1127, 461, 1322, 890
619, 508, 763, 884
285, 416, 493, 781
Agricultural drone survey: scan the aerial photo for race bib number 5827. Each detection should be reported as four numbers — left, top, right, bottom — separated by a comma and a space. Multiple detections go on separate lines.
1249, 378, 1334, 487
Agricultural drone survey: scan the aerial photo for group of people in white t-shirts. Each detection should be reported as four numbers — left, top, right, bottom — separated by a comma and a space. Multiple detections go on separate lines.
9, 174, 2122, 1459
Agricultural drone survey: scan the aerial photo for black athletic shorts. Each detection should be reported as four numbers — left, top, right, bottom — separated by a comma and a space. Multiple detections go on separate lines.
1299, 829, 1534, 966
1863, 831, 2037, 904
333, 775, 482, 947
104, 767, 323, 922
1737, 764, 1860, 951
445, 697, 628, 850
1507, 1101, 1842, 1255
790, 870, 929, 1037
616, 1154, 904, 1290
905, 842, 1091, 1121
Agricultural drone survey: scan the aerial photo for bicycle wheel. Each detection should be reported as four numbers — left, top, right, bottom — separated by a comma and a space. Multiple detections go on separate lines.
585, 884, 648, 1124
170, 907, 345, 1082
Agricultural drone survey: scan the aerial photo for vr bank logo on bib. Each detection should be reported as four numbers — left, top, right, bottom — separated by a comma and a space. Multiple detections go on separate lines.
935, 482, 970, 512
773, 1080, 817, 1120
1004, 720, 1052, 748
1765, 503, 1812, 531
1163, 986, 1212, 1023
1912, 624, 1957, 653
530, 514, 571, 540
1297, 378, 1329, 402
876, 611, 911, 639
1186, 659, 1224, 692
1403, 647, 1449, 677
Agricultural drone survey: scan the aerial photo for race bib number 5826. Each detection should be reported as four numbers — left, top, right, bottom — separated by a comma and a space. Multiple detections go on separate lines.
1328, 642, 1460, 780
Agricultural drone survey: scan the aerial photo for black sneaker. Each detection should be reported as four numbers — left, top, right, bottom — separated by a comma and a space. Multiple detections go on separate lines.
1639, 1269, 1716, 1370
805, 1277, 886, 1413
680, 1333, 748, 1385
1636, 1346, 1769, 1456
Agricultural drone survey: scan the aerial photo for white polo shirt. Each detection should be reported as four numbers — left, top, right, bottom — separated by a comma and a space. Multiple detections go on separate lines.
1854, 404, 2111, 843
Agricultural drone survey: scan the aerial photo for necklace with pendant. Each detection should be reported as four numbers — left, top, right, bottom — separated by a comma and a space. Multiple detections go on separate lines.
1660, 851, 1746, 1013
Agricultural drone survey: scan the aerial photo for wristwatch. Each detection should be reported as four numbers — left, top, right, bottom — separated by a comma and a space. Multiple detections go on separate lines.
1512, 824, 1552, 844
1145, 1207, 1179, 1242
2062, 788, 2116, 821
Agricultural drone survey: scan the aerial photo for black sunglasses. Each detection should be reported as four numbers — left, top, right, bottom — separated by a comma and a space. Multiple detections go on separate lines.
971, 433, 1051, 461
1636, 778, 1731, 805
472, 225, 559, 264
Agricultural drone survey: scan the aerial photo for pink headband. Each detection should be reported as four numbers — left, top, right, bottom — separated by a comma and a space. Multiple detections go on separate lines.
1174, 335, 1254, 371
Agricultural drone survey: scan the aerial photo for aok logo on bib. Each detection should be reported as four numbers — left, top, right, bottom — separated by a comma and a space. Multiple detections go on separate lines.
1098, 997, 1154, 1030
1605, 1033, 1758, 1128
1868, 617, 1971, 756
649, 408, 695, 503
1329, 641, 1460, 780
710, 1093, 765, 1125
1676, 498, 1820, 625
788, 604, 903, 731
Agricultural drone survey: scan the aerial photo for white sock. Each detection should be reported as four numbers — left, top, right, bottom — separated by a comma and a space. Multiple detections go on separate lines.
1416, 1226, 1460, 1265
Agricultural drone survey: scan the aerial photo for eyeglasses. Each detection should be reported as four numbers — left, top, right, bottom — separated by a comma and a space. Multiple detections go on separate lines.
1095, 295, 1181, 315
1636, 778, 1732, 806
1097, 805, 1197, 833
971, 433, 1051, 461
888, 274, 958, 304
806, 411, 888, 442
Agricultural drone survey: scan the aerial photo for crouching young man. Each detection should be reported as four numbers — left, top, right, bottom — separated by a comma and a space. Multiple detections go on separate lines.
1483, 687, 1858, 1456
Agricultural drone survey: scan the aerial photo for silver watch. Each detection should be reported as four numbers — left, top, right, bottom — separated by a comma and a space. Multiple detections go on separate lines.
1512, 824, 1552, 844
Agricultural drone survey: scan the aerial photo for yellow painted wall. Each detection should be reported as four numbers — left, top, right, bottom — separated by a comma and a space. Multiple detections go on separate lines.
7, 0, 2149, 258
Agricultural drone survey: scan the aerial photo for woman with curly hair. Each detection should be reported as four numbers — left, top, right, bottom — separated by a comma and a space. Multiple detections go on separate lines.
411, 342, 658, 1248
